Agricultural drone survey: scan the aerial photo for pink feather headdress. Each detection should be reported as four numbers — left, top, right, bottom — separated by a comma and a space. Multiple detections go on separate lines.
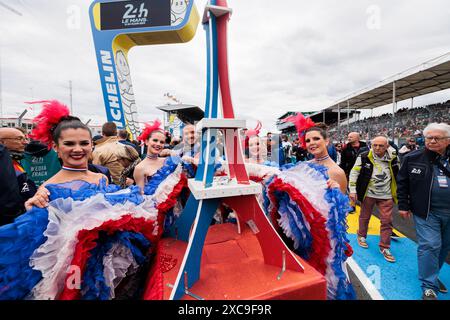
138, 120, 163, 142
28, 100, 71, 149
283, 113, 316, 148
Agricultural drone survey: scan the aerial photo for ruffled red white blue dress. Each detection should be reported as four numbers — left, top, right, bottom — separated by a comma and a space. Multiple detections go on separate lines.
0, 156, 186, 300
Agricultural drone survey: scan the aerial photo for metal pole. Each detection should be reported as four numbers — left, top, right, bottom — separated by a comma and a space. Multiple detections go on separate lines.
69, 80, 73, 114
323, 110, 326, 123
369, 108, 374, 141
164, 112, 166, 131
18, 109, 27, 128
337, 104, 341, 141
347, 100, 350, 132
0, 1, 23, 16
392, 81, 396, 142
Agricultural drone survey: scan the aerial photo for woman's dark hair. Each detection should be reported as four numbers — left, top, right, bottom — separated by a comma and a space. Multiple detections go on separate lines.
305, 122, 328, 139
52, 116, 92, 143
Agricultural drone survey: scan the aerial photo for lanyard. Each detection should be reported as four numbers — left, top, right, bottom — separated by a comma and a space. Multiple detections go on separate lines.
436, 157, 450, 178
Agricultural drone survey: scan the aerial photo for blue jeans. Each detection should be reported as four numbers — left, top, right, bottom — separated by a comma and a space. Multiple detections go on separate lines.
414, 212, 450, 292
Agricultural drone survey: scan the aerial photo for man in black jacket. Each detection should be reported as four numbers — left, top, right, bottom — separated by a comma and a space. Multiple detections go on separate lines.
0, 144, 23, 225
397, 123, 450, 300
341, 132, 368, 214
340, 132, 368, 178
0, 128, 37, 225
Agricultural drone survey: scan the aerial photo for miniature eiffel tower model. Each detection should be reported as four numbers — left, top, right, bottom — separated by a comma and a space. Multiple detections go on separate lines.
168, 0, 304, 300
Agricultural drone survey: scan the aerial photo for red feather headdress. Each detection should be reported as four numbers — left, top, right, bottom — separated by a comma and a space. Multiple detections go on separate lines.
138, 120, 163, 142
245, 120, 262, 138
244, 121, 262, 154
283, 113, 316, 148
28, 100, 71, 149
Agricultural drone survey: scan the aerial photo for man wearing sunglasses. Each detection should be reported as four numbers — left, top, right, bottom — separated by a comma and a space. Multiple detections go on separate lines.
399, 137, 419, 163
0, 128, 37, 225
397, 122, 450, 300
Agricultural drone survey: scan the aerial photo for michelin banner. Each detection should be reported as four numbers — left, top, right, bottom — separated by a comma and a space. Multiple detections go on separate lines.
90, 0, 199, 137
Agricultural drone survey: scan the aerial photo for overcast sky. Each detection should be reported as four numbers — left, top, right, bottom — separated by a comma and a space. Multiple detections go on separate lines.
1, 0, 450, 133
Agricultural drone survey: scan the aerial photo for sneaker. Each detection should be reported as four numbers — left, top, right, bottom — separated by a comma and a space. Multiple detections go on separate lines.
391, 231, 400, 239
380, 248, 396, 263
422, 289, 438, 300
438, 279, 448, 294
357, 236, 369, 249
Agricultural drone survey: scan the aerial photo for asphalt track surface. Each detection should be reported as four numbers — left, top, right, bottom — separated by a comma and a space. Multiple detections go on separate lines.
347, 204, 450, 300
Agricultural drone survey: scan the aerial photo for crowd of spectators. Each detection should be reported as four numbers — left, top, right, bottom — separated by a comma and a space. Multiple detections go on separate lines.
328, 101, 450, 143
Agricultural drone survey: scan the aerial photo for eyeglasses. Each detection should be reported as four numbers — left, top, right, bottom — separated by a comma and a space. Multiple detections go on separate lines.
425, 136, 449, 142
2, 137, 29, 142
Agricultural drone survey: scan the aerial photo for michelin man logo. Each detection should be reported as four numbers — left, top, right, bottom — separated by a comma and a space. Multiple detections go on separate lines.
171, 0, 189, 26
115, 50, 139, 137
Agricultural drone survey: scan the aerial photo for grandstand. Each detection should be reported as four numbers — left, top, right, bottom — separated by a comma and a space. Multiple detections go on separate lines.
323, 52, 450, 142
328, 100, 450, 143
277, 52, 450, 144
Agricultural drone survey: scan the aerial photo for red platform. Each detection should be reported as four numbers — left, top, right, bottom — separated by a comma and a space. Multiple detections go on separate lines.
161, 223, 327, 300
